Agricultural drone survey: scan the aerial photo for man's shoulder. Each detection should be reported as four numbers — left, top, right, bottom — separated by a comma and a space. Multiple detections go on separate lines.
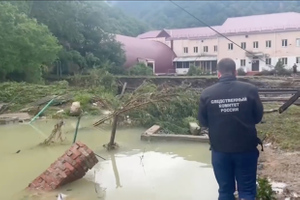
201, 83, 219, 95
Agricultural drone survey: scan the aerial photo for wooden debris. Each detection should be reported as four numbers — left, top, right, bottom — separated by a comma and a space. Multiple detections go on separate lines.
43, 120, 65, 145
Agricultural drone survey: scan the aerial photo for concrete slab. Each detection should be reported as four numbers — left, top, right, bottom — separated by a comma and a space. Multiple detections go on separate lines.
141, 125, 209, 143
0, 113, 31, 122
0, 117, 19, 125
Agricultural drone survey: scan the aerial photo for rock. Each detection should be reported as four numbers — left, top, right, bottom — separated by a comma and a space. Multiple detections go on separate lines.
271, 182, 287, 194
69, 102, 81, 116
189, 122, 200, 135
56, 109, 65, 114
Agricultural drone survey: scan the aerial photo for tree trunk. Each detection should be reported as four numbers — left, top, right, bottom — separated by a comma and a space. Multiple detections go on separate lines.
108, 115, 119, 148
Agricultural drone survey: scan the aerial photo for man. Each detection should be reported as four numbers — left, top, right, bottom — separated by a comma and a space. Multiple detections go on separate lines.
293, 63, 298, 77
198, 58, 263, 200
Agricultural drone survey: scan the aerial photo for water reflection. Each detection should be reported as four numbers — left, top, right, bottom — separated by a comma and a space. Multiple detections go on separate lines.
110, 153, 122, 188
0, 118, 217, 200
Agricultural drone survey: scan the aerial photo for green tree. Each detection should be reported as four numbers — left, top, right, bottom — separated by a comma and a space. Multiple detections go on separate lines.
187, 65, 203, 76
113, 1, 300, 30
0, 2, 61, 83
128, 64, 154, 76
25, 1, 129, 75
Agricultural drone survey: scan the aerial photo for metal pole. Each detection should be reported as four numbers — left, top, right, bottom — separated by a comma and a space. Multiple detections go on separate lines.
29, 98, 55, 124
73, 115, 82, 143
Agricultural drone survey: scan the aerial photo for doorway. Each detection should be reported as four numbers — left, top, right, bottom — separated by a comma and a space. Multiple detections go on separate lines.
251, 60, 259, 71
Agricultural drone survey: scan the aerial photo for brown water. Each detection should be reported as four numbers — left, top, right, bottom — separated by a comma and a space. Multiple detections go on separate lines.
0, 117, 218, 200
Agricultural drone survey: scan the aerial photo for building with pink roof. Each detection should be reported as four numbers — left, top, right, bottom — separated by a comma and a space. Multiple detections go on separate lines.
137, 12, 300, 74
115, 34, 177, 75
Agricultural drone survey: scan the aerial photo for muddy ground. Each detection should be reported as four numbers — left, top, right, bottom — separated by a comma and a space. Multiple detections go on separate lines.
258, 145, 300, 199
116, 76, 300, 88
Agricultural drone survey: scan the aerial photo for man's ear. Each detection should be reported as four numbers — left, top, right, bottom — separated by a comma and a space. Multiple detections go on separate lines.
234, 70, 237, 76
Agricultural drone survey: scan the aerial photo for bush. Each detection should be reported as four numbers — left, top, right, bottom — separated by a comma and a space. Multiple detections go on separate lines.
256, 177, 276, 200
128, 63, 153, 76
187, 65, 203, 76
237, 68, 246, 76
128, 90, 200, 134
255, 70, 275, 76
274, 60, 292, 76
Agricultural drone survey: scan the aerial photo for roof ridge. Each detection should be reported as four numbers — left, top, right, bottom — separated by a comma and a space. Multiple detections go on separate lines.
226, 11, 300, 19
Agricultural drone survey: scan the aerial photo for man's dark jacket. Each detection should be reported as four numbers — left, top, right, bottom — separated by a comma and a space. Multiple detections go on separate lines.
198, 75, 264, 153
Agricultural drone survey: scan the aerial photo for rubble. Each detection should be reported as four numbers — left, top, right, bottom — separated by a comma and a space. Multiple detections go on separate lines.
27, 142, 98, 191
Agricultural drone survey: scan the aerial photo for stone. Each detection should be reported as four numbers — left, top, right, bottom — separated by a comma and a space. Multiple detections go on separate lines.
27, 142, 98, 191
189, 122, 200, 135
144, 125, 161, 135
69, 102, 81, 116
0, 112, 31, 122
0, 116, 19, 125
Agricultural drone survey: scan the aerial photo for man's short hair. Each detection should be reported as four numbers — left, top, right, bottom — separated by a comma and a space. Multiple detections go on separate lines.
217, 58, 236, 75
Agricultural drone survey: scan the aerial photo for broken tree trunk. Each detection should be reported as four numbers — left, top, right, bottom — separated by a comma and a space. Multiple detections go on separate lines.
106, 115, 119, 150
43, 120, 65, 145
95, 81, 191, 150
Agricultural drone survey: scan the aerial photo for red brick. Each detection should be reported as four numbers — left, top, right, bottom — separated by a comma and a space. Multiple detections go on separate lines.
27, 142, 98, 192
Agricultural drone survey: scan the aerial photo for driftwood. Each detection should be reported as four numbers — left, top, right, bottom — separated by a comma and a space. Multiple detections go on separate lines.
94, 81, 191, 150
43, 120, 65, 145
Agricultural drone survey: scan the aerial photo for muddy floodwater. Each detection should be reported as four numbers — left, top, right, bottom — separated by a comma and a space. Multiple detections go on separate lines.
0, 117, 218, 200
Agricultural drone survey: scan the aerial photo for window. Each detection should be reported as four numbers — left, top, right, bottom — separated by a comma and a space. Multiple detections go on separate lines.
241, 42, 246, 49
177, 62, 190, 68
240, 59, 246, 66
296, 57, 300, 64
296, 38, 300, 47
214, 45, 218, 52
266, 58, 271, 65
183, 47, 188, 53
193, 47, 198, 53
266, 40, 272, 48
228, 43, 233, 50
182, 62, 189, 68
281, 58, 288, 65
282, 39, 288, 47
253, 41, 258, 49
203, 46, 208, 52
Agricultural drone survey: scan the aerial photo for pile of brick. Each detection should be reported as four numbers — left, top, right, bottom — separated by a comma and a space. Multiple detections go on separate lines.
27, 141, 99, 191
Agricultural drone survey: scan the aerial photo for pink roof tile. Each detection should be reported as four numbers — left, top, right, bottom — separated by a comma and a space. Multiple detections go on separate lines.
137, 12, 300, 39
115, 34, 177, 73
137, 30, 162, 39
166, 26, 222, 39
221, 12, 300, 34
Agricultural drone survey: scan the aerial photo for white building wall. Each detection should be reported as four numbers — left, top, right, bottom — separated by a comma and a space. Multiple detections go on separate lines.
139, 29, 300, 73
218, 30, 300, 71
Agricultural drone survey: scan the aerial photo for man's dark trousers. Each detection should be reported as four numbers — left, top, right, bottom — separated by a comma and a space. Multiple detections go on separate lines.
212, 149, 259, 200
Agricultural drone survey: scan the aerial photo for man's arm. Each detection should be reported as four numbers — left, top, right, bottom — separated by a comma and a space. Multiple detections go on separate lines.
251, 87, 264, 124
198, 95, 208, 127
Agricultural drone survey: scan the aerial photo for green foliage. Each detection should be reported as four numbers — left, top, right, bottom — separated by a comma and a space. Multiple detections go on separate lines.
128, 90, 199, 134
70, 69, 118, 93
274, 60, 291, 76
113, 1, 300, 29
0, 2, 61, 83
187, 65, 203, 76
256, 177, 276, 200
237, 68, 246, 76
24, 1, 146, 76
256, 60, 292, 76
128, 64, 154, 76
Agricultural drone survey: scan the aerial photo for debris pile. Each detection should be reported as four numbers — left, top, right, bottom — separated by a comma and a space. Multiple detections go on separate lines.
27, 142, 98, 191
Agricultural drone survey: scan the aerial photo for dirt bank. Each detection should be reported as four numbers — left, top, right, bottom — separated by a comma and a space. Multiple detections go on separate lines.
258, 146, 300, 199
117, 76, 300, 89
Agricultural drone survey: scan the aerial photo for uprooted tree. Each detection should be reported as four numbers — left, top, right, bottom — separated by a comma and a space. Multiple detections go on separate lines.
93, 81, 192, 150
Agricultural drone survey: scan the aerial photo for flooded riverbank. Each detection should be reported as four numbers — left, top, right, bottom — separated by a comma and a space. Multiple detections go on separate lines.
0, 117, 218, 200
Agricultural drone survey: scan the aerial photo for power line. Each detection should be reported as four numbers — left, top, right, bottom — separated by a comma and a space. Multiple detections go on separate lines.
169, 0, 275, 68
